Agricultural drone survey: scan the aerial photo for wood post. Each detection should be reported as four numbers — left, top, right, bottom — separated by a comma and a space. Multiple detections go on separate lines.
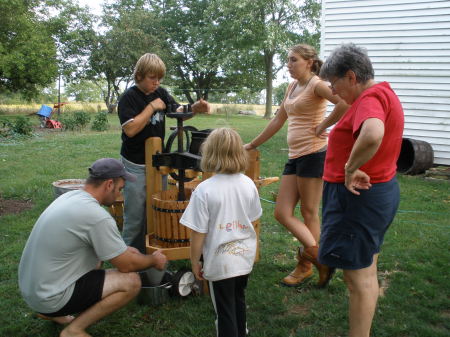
245, 149, 260, 181
145, 137, 162, 235
253, 220, 261, 262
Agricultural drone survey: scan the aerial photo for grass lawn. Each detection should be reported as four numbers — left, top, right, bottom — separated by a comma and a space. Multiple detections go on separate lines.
0, 113, 449, 337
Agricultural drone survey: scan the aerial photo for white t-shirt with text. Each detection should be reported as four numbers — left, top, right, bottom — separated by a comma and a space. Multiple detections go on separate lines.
180, 173, 262, 281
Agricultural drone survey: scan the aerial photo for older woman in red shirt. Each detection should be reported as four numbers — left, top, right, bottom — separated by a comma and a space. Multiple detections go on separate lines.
319, 43, 404, 337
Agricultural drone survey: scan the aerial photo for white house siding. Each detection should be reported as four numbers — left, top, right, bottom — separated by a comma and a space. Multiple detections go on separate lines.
320, 0, 450, 165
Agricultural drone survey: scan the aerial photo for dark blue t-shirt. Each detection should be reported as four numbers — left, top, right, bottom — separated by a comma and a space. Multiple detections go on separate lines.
118, 86, 179, 164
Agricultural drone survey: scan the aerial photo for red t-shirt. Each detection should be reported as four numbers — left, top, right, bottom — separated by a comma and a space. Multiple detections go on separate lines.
324, 82, 404, 183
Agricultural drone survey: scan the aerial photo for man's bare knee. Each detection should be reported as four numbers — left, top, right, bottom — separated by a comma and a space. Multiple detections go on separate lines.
122, 272, 141, 294
103, 270, 141, 298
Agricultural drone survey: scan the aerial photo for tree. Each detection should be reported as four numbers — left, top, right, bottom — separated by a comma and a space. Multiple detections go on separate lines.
86, 6, 166, 111
136, 0, 268, 103
86, 0, 272, 106
65, 80, 104, 102
45, 1, 97, 80
273, 82, 289, 105
0, 0, 58, 99
208, 0, 321, 118
0, 0, 100, 101
148, 0, 250, 103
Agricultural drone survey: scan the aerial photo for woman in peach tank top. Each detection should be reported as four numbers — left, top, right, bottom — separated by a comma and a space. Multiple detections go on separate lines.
245, 44, 348, 287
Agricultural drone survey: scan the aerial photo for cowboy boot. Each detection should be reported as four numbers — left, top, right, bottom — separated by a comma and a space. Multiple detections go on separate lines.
301, 246, 335, 288
281, 247, 313, 286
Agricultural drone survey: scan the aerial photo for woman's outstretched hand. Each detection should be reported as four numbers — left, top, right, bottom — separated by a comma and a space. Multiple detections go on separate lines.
191, 98, 210, 114
244, 143, 256, 151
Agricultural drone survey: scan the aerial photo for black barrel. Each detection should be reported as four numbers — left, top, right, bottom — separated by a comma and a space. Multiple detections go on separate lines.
397, 138, 434, 175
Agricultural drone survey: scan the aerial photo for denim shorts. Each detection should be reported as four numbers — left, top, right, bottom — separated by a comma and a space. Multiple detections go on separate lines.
318, 177, 400, 270
282, 150, 326, 178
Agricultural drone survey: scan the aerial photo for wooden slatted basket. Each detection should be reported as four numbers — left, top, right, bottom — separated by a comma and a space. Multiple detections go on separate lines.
152, 188, 193, 248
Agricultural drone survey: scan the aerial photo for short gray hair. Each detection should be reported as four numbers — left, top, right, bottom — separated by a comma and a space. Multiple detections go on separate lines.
319, 43, 374, 83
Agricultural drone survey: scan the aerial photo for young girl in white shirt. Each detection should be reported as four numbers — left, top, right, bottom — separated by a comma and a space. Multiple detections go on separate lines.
180, 128, 262, 337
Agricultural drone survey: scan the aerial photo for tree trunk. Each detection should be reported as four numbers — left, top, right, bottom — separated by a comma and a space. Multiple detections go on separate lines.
264, 51, 274, 119
104, 83, 112, 113
105, 81, 116, 114
183, 90, 194, 104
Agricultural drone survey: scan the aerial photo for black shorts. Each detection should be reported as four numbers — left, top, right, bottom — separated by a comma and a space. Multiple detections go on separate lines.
40, 269, 105, 317
318, 177, 400, 270
282, 150, 326, 178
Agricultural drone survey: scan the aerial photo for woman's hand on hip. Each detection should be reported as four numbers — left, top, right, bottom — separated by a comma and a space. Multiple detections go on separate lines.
345, 169, 372, 195
314, 125, 328, 139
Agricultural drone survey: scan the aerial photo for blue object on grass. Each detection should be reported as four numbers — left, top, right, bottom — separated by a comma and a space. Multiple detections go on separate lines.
36, 105, 52, 118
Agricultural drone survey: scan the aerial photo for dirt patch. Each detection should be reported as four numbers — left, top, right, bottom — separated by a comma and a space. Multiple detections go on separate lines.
441, 309, 450, 319
289, 304, 309, 315
0, 197, 33, 216
378, 269, 401, 297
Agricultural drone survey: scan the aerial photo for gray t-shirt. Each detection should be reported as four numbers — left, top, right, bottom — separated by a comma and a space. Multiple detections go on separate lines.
18, 190, 127, 313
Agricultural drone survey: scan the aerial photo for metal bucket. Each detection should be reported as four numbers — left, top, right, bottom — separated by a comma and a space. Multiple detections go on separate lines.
137, 271, 173, 306
137, 283, 172, 306
139, 267, 166, 287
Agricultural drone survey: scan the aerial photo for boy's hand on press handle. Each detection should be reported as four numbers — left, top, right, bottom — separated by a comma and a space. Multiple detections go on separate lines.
149, 98, 166, 111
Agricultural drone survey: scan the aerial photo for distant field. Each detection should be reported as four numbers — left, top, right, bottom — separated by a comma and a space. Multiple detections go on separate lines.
0, 103, 105, 115
0, 102, 279, 117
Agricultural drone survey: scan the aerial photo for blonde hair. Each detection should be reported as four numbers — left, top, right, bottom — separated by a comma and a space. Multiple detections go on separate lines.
133, 53, 166, 82
200, 128, 248, 174
289, 44, 323, 75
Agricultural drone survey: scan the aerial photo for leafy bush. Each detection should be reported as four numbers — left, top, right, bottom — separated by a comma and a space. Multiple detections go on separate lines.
12, 116, 33, 136
0, 119, 12, 137
60, 110, 91, 131
73, 110, 91, 128
59, 114, 76, 131
0, 116, 33, 138
91, 111, 109, 131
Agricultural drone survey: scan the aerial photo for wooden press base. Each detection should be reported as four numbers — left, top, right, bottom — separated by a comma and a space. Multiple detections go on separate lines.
145, 233, 190, 261
145, 233, 209, 295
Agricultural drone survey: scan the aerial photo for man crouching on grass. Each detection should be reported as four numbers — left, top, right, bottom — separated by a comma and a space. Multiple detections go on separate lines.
18, 158, 167, 337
